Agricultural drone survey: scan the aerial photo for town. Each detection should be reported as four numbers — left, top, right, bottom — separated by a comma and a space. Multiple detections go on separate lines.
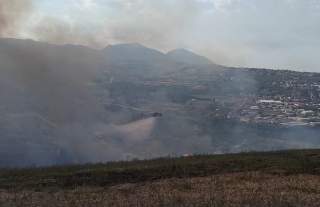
96, 65, 320, 128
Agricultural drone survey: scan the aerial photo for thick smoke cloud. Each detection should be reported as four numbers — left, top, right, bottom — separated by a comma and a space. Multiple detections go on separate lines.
103, 0, 200, 51
1, 0, 319, 70
1, 0, 200, 50
0, 0, 242, 65
30, 16, 107, 49
0, 0, 34, 37
0, 0, 106, 49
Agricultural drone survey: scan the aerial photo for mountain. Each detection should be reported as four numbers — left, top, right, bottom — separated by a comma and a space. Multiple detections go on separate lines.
0, 38, 215, 66
100, 42, 193, 76
167, 48, 214, 65
101, 43, 169, 62
102, 43, 216, 65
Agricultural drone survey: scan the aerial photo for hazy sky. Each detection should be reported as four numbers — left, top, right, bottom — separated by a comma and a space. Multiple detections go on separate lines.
3, 0, 320, 71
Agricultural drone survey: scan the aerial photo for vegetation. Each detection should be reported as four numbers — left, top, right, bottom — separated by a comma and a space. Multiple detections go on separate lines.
1, 150, 320, 206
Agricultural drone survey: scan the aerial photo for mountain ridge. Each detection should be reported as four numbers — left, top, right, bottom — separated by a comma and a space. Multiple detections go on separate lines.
101, 42, 169, 61
167, 48, 214, 65
0, 38, 216, 65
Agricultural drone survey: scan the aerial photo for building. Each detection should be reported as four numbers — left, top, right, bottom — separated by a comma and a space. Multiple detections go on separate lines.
299, 110, 315, 117
280, 122, 308, 127
257, 100, 282, 104
250, 106, 259, 110
310, 122, 320, 127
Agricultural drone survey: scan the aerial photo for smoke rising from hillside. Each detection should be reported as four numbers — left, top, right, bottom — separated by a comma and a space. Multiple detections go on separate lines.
0, 37, 114, 167
103, 0, 200, 51
1, 0, 200, 50
0, 0, 105, 48
30, 16, 106, 49
1, 1, 320, 168
1, 0, 319, 71
0, 0, 245, 66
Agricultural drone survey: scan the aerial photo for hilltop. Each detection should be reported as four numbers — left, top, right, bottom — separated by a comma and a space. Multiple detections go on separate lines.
102, 42, 169, 61
167, 48, 214, 65
1, 149, 320, 206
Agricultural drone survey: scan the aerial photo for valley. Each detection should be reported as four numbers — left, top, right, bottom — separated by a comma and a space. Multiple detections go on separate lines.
1, 38, 320, 167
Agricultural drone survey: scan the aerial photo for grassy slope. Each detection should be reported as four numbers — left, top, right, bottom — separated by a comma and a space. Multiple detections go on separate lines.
1, 149, 320, 190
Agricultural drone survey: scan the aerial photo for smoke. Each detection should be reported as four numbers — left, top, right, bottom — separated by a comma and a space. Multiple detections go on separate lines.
194, 45, 248, 68
0, 37, 112, 167
1, 1, 320, 168
118, 118, 157, 142
103, 0, 200, 51
0, 0, 240, 65
0, 36, 168, 167
30, 16, 107, 49
1, 0, 201, 50
0, 0, 34, 37
1, 39, 102, 124
0, 0, 106, 49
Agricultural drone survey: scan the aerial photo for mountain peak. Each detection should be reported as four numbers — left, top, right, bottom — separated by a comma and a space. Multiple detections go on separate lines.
102, 42, 167, 61
167, 48, 214, 65
169, 48, 190, 52
103, 42, 145, 50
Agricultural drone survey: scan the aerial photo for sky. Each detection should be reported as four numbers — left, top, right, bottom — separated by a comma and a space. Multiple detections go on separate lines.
1, 0, 320, 71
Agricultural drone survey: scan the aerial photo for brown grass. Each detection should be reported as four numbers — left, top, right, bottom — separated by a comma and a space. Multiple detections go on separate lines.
2, 171, 320, 206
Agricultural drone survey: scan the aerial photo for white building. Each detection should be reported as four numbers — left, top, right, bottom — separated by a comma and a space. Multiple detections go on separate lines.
250, 106, 259, 110
257, 100, 282, 104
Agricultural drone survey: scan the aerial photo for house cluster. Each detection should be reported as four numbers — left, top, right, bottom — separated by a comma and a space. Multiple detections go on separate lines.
238, 99, 320, 127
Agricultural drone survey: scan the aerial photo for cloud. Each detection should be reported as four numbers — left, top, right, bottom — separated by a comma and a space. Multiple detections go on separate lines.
194, 0, 258, 13
286, 0, 297, 4
195, 0, 233, 8
76, 0, 97, 9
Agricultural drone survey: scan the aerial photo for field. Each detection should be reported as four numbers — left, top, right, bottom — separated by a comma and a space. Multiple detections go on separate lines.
1, 149, 320, 206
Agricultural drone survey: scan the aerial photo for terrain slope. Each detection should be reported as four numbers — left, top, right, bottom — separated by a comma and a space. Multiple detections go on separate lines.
1, 149, 320, 206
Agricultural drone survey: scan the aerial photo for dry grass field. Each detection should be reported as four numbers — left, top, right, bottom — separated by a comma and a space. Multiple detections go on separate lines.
2, 172, 320, 206
2, 150, 320, 206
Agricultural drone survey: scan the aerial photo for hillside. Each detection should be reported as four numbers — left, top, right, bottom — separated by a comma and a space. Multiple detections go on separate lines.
167, 48, 214, 65
1, 149, 320, 206
1, 38, 320, 170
